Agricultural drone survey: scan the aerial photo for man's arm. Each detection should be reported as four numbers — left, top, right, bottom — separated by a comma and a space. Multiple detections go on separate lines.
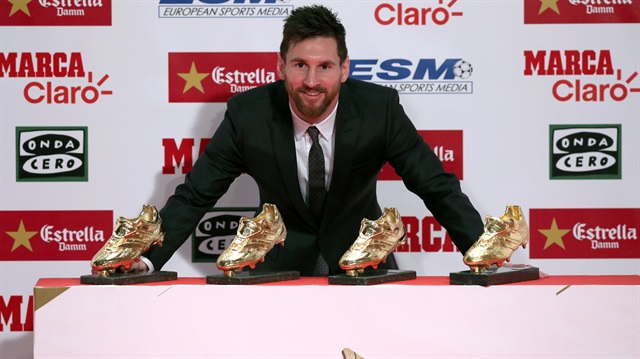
141, 101, 247, 270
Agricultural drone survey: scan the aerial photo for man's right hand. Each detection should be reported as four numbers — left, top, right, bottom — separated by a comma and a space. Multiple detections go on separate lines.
121, 260, 149, 272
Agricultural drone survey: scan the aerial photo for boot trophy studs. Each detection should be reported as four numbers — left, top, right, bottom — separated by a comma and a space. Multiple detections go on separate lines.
216, 203, 287, 277
91, 204, 165, 277
463, 204, 530, 274
339, 207, 407, 277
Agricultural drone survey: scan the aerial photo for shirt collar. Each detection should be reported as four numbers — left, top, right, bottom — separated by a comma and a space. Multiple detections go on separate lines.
291, 102, 338, 141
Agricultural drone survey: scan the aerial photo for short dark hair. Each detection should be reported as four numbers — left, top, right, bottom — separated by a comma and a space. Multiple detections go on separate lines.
280, 5, 348, 64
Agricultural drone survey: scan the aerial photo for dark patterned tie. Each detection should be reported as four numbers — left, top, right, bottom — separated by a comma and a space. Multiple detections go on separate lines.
307, 126, 326, 222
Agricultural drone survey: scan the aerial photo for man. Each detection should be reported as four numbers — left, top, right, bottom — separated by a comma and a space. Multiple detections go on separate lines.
137, 5, 484, 276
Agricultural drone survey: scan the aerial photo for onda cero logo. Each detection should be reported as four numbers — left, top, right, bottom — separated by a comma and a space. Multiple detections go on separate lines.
191, 207, 259, 262
16, 127, 88, 182
550, 124, 621, 179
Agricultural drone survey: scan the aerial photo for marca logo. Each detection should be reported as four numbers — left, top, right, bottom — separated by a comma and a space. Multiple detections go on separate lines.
550, 125, 621, 179
524, 49, 640, 102
350, 58, 473, 94
0, 0, 111, 26
169, 52, 278, 103
158, 0, 291, 18
0, 52, 113, 104
375, 0, 463, 26
524, 0, 640, 24
16, 127, 88, 182
162, 131, 463, 178
379, 130, 463, 180
0, 295, 33, 332
0, 210, 112, 260
529, 208, 639, 258
191, 208, 259, 262
395, 216, 460, 253
162, 138, 208, 174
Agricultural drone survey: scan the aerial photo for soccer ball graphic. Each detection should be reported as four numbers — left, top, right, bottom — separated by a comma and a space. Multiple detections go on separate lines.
453, 60, 473, 79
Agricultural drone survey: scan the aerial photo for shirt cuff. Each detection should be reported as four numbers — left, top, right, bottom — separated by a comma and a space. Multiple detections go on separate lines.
139, 256, 155, 273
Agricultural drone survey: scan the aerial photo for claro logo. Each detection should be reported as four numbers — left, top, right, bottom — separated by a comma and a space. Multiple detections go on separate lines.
0, 52, 112, 104
524, 49, 639, 102
374, 0, 463, 26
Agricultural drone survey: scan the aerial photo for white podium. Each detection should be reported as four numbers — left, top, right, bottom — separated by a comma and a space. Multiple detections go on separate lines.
34, 276, 640, 359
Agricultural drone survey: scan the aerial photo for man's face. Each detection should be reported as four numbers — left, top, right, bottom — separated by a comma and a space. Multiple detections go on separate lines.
277, 36, 350, 124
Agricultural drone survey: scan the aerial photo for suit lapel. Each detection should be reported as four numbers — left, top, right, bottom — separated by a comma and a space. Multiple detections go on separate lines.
321, 85, 361, 230
269, 84, 311, 222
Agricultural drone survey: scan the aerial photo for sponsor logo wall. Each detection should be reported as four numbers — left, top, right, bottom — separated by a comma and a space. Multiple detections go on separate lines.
0, 1, 638, 357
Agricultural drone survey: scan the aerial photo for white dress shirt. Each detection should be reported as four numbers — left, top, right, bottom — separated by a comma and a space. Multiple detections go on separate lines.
291, 103, 337, 205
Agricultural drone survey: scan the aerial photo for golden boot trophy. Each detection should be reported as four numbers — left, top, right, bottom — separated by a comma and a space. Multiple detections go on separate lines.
330, 207, 416, 285
82, 205, 176, 285
450, 205, 539, 286
342, 348, 365, 359
208, 203, 299, 285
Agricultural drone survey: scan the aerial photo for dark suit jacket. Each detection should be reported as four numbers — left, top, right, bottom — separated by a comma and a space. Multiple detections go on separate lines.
144, 78, 483, 275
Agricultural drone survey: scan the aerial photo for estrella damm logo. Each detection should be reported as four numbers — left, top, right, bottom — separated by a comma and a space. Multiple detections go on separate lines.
524, 0, 640, 24
168, 52, 278, 103
0, 0, 112, 26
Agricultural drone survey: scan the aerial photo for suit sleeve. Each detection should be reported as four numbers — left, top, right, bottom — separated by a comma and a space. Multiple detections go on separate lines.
142, 99, 245, 270
384, 90, 483, 254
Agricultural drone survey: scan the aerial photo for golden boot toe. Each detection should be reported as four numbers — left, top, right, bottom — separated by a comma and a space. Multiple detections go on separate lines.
90, 204, 164, 276
463, 205, 529, 273
216, 203, 287, 276
339, 207, 406, 276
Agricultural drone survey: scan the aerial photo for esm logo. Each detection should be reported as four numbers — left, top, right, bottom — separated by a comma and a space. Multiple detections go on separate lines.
350, 58, 473, 94
158, 0, 291, 18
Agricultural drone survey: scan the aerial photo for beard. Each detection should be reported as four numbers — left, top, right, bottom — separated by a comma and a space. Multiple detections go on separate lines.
285, 79, 340, 121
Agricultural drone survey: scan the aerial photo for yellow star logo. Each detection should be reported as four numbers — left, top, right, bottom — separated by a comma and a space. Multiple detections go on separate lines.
178, 62, 209, 94
8, 0, 32, 17
539, 0, 560, 15
6, 220, 37, 252
539, 218, 569, 250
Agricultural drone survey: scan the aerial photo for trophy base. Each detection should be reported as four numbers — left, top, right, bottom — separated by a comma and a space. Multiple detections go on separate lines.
206, 270, 300, 285
328, 269, 416, 286
80, 271, 178, 285
449, 265, 539, 286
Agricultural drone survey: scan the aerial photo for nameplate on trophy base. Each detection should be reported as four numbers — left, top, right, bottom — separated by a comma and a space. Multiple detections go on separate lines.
206, 270, 300, 285
80, 271, 178, 285
449, 266, 539, 286
328, 269, 416, 286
